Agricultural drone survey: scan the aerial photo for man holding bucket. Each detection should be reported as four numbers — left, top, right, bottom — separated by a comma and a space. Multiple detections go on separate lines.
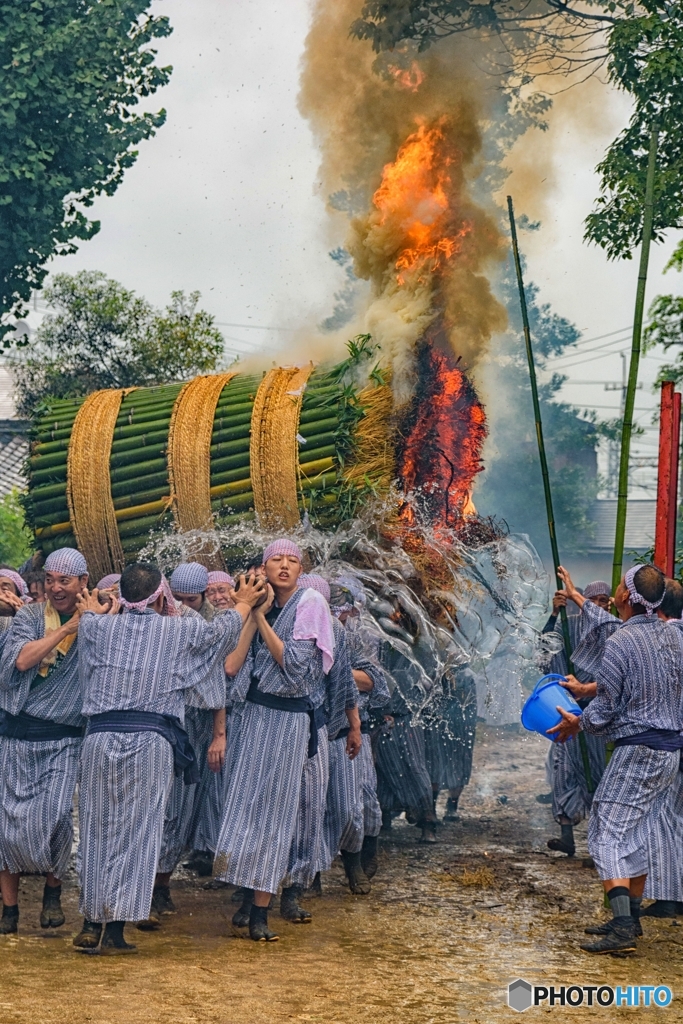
549, 564, 683, 955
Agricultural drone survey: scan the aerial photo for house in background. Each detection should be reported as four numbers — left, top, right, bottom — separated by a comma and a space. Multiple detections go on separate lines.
562, 498, 655, 587
0, 367, 29, 497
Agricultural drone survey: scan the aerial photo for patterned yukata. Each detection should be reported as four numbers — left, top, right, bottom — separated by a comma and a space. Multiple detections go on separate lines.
284, 616, 358, 888
324, 622, 388, 862
424, 665, 477, 793
0, 603, 84, 878
77, 607, 241, 923
580, 615, 683, 883
574, 603, 682, 900
214, 589, 327, 894
375, 644, 435, 825
541, 611, 607, 825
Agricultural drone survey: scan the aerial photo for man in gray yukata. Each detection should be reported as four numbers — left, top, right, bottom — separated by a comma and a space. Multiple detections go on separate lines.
551, 564, 683, 954
73, 562, 263, 954
0, 547, 90, 936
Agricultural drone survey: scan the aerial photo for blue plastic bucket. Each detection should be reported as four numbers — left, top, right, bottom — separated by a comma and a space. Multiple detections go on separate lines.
521, 674, 582, 741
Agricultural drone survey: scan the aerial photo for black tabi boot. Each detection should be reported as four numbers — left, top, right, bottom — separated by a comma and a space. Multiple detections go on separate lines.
547, 823, 575, 857
101, 921, 137, 955
232, 888, 254, 928
341, 849, 371, 895
0, 904, 18, 935
580, 915, 638, 954
419, 820, 438, 844
640, 899, 677, 918
444, 797, 460, 822
307, 872, 323, 897
280, 885, 312, 923
192, 850, 214, 877
360, 835, 379, 880
231, 885, 249, 903
136, 905, 161, 931
73, 919, 103, 949
380, 810, 392, 834
40, 882, 65, 928
151, 884, 177, 916
249, 903, 279, 942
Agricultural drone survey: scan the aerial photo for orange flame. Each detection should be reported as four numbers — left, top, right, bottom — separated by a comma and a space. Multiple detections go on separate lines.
372, 123, 471, 285
386, 61, 425, 92
397, 335, 486, 536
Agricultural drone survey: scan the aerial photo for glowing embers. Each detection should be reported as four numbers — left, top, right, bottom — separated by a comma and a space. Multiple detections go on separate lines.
372, 122, 472, 285
386, 61, 425, 92
397, 339, 486, 533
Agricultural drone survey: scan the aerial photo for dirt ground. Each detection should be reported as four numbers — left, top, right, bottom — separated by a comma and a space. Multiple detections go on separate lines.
2, 725, 683, 1022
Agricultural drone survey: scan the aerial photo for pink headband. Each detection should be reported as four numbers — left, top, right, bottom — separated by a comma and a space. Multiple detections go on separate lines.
208, 571, 235, 587
262, 539, 302, 564
624, 566, 664, 616
0, 570, 28, 597
119, 578, 166, 613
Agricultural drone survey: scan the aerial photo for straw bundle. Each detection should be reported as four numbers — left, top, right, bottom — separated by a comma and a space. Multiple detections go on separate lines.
26, 360, 395, 572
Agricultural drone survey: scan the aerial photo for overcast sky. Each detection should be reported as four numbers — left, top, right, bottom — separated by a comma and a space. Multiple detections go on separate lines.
28, 0, 683, 496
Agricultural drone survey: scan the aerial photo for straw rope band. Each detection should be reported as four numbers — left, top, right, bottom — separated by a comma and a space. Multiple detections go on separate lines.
168, 373, 238, 532
66, 388, 136, 582
342, 375, 394, 494
250, 365, 314, 530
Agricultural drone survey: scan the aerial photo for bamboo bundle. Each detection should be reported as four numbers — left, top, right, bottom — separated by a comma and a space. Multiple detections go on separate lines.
26, 359, 394, 579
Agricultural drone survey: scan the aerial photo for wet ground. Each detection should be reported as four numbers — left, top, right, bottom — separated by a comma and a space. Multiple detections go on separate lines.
3, 724, 683, 1022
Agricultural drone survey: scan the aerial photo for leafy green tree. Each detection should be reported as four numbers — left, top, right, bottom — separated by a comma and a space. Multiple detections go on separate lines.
0, 489, 33, 566
10, 271, 225, 417
584, 1, 683, 258
0, 1, 172, 343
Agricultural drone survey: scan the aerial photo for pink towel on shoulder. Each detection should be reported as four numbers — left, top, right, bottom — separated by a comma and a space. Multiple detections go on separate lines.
293, 589, 336, 674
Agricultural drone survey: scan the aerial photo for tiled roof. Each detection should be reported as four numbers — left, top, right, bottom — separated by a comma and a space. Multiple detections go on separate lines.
589, 499, 656, 552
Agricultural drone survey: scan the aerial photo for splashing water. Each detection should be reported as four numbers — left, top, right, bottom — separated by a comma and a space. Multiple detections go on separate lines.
140, 496, 557, 729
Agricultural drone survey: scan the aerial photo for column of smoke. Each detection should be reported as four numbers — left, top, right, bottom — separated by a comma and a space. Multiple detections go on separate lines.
298, 0, 509, 394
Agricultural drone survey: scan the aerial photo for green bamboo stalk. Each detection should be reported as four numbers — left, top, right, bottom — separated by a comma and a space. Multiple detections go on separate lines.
612, 128, 659, 593
508, 194, 594, 791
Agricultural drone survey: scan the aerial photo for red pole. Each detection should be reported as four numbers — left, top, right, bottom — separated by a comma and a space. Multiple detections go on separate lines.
667, 390, 681, 576
655, 382, 675, 573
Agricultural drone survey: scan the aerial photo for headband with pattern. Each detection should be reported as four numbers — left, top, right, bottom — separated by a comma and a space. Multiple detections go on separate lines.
624, 565, 664, 616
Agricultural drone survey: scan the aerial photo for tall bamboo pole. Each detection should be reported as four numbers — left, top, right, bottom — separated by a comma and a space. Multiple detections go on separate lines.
508, 196, 593, 790
611, 128, 659, 593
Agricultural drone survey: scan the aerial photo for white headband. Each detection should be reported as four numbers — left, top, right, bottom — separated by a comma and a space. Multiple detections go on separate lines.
624, 566, 664, 616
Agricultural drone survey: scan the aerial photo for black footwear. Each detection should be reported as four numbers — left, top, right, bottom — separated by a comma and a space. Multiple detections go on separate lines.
535, 793, 553, 804
73, 919, 102, 949
101, 921, 137, 955
547, 837, 576, 857
0, 905, 18, 935
231, 889, 254, 928
249, 903, 279, 942
585, 918, 643, 938
151, 885, 177, 915
640, 900, 677, 918
580, 916, 638, 954
306, 872, 322, 897
136, 907, 161, 931
231, 885, 249, 903
193, 850, 214, 877
380, 809, 392, 834
419, 822, 438, 844
341, 850, 371, 894
361, 835, 378, 879
40, 883, 65, 928
444, 797, 460, 822
280, 885, 312, 923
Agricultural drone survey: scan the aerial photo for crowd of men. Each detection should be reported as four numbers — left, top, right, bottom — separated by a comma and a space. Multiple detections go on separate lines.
0, 540, 476, 953
541, 563, 683, 954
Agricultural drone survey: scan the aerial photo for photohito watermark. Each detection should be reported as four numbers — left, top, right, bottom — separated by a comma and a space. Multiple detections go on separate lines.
508, 979, 673, 1012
